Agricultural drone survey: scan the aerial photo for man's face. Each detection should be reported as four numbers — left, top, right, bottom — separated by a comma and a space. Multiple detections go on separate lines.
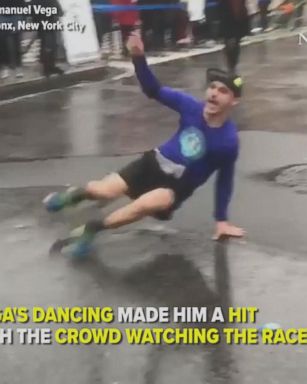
205, 81, 238, 115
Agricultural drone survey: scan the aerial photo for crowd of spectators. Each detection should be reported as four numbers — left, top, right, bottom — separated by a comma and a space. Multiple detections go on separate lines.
0, 0, 305, 81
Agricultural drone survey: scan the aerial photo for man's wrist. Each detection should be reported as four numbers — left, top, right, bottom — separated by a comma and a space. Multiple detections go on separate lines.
216, 221, 227, 225
131, 52, 145, 59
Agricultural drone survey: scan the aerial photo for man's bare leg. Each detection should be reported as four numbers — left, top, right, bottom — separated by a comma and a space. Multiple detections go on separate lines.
85, 173, 128, 200
103, 188, 175, 228
43, 173, 128, 212
70, 188, 175, 258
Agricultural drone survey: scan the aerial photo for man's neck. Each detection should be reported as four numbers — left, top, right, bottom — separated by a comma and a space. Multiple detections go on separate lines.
203, 108, 229, 128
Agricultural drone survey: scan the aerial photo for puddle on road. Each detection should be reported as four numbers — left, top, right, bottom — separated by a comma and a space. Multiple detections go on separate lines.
252, 163, 307, 194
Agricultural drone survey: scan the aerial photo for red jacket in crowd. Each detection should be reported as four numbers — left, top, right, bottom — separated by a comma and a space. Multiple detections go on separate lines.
111, 0, 140, 26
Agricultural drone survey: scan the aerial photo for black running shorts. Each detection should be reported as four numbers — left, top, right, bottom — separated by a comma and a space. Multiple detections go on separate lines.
118, 150, 193, 218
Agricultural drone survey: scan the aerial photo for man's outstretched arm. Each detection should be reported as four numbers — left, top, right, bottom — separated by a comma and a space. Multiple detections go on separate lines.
213, 156, 245, 240
127, 33, 198, 113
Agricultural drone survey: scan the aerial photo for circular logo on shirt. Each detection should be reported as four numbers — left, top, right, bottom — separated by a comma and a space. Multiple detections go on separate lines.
179, 127, 206, 160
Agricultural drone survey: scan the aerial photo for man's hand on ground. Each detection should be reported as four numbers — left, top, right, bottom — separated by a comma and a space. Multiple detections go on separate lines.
212, 221, 245, 241
126, 32, 144, 57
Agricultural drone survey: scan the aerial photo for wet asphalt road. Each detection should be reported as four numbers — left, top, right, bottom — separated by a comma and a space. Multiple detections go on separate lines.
1, 36, 307, 384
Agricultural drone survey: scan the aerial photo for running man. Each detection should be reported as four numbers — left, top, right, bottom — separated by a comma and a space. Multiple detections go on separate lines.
44, 33, 245, 258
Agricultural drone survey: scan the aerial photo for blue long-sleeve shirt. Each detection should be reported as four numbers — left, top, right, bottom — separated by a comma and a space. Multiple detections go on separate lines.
133, 56, 239, 221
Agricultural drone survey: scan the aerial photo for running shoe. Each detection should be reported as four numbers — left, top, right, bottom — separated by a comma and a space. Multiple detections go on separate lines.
43, 187, 81, 212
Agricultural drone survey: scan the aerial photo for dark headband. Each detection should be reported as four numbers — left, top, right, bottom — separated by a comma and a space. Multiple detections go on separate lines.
207, 68, 243, 97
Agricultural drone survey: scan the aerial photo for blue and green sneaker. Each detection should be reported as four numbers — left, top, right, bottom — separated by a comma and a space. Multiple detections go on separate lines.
43, 187, 83, 212
69, 225, 96, 259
